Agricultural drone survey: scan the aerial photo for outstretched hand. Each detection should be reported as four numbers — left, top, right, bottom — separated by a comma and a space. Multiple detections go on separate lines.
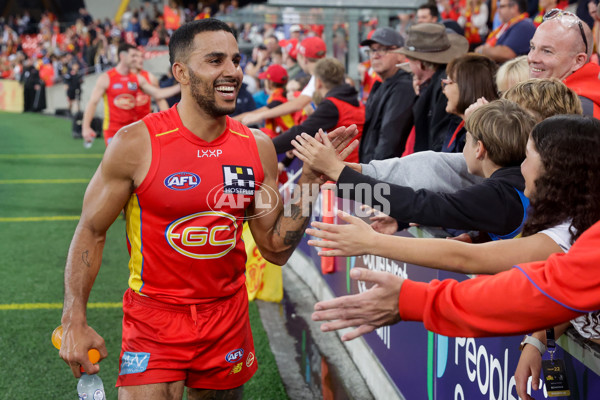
514, 345, 543, 400
312, 268, 403, 341
292, 130, 347, 181
360, 205, 399, 235
326, 124, 359, 161
307, 210, 377, 257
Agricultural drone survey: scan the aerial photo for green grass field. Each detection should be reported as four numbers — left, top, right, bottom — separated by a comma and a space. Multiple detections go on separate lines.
0, 112, 287, 399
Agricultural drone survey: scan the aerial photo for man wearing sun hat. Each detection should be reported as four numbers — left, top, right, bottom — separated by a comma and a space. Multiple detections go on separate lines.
242, 36, 327, 126
395, 23, 468, 153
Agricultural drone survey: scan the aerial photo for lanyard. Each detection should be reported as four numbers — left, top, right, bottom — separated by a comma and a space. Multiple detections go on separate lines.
546, 328, 556, 362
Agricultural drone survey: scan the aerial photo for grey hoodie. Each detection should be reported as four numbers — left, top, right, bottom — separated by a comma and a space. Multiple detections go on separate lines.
360, 151, 483, 193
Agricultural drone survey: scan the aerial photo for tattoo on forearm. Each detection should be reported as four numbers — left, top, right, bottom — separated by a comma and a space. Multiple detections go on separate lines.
273, 217, 282, 236
81, 250, 91, 267
289, 203, 302, 220
275, 181, 318, 247
283, 229, 305, 246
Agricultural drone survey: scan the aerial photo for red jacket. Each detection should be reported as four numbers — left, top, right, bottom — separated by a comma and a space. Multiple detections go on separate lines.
564, 62, 600, 118
399, 220, 600, 337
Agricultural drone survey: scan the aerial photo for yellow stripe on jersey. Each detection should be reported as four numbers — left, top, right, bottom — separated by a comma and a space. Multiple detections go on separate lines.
125, 194, 144, 293
229, 129, 249, 138
103, 94, 109, 131
156, 127, 179, 137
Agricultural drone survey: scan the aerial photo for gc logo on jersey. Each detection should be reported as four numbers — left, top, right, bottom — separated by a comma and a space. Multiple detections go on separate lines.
114, 93, 136, 110
127, 81, 138, 91
165, 211, 238, 259
164, 172, 200, 191
223, 165, 255, 195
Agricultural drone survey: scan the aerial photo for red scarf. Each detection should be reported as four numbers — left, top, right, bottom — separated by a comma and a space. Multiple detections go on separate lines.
464, 6, 482, 44
486, 12, 528, 46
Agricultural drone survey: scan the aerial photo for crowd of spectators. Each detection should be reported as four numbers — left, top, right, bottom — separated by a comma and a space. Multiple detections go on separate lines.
0, 1, 240, 88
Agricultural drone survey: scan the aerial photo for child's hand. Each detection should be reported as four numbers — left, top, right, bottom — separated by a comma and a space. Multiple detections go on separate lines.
292, 130, 346, 181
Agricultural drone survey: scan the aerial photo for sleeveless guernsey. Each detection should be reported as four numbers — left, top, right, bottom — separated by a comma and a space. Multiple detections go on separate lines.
125, 106, 264, 305
103, 68, 140, 142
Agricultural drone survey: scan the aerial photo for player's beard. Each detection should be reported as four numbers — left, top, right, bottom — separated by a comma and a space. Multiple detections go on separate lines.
189, 69, 238, 117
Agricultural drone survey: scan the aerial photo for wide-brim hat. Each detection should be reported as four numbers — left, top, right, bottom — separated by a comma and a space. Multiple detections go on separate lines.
394, 23, 468, 65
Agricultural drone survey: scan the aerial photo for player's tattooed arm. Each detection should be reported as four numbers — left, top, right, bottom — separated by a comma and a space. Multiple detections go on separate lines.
248, 129, 321, 264
271, 182, 317, 245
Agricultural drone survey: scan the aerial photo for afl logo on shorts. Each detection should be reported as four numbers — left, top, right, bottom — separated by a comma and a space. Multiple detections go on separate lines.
225, 348, 244, 363
165, 211, 238, 259
164, 172, 200, 191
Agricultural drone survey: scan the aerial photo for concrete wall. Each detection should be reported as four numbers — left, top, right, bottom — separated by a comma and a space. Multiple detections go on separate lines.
84, 0, 148, 22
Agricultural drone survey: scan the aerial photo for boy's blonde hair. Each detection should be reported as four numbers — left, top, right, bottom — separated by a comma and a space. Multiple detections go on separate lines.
464, 99, 536, 167
495, 55, 529, 93
313, 58, 346, 90
502, 78, 583, 122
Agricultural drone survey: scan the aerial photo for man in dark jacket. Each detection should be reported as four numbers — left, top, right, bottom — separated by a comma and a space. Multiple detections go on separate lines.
358, 27, 415, 163
273, 57, 365, 163
396, 23, 468, 153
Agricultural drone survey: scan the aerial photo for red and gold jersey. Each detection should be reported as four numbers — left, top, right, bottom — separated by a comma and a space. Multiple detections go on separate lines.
103, 68, 140, 143
135, 70, 152, 121
125, 105, 265, 305
264, 88, 295, 136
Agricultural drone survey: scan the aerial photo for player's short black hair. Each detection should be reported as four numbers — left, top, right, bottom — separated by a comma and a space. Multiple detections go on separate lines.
118, 43, 137, 55
418, 3, 440, 19
169, 18, 235, 65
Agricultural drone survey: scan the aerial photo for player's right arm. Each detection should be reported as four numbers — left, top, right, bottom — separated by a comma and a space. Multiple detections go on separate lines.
60, 121, 151, 378
148, 71, 171, 111
138, 73, 181, 100
82, 73, 109, 142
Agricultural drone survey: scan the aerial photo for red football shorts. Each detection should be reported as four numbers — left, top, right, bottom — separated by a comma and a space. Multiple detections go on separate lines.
103, 129, 117, 146
116, 287, 257, 389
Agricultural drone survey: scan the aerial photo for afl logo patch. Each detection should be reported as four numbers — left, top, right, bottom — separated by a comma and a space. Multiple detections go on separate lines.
164, 172, 200, 190
226, 348, 244, 363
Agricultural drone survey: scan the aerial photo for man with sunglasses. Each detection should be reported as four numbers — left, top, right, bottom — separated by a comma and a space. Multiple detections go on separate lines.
357, 27, 415, 163
529, 9, 600, 117
475, 0, 536, 63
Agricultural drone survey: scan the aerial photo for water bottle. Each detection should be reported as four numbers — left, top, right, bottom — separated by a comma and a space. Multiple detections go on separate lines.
83, 137, 94, 149
52, 325, 106, 399
77, 373, 105, 400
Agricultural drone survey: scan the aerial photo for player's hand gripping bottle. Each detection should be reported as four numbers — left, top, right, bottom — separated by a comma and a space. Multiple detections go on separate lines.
52, 325, 106, 400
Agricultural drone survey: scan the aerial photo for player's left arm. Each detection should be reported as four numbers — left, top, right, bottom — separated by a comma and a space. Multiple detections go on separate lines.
137, 73, 181, 100
247, 129, 321, 266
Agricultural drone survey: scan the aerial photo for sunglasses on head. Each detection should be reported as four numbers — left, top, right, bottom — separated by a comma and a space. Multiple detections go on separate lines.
543, 8, 588, 55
